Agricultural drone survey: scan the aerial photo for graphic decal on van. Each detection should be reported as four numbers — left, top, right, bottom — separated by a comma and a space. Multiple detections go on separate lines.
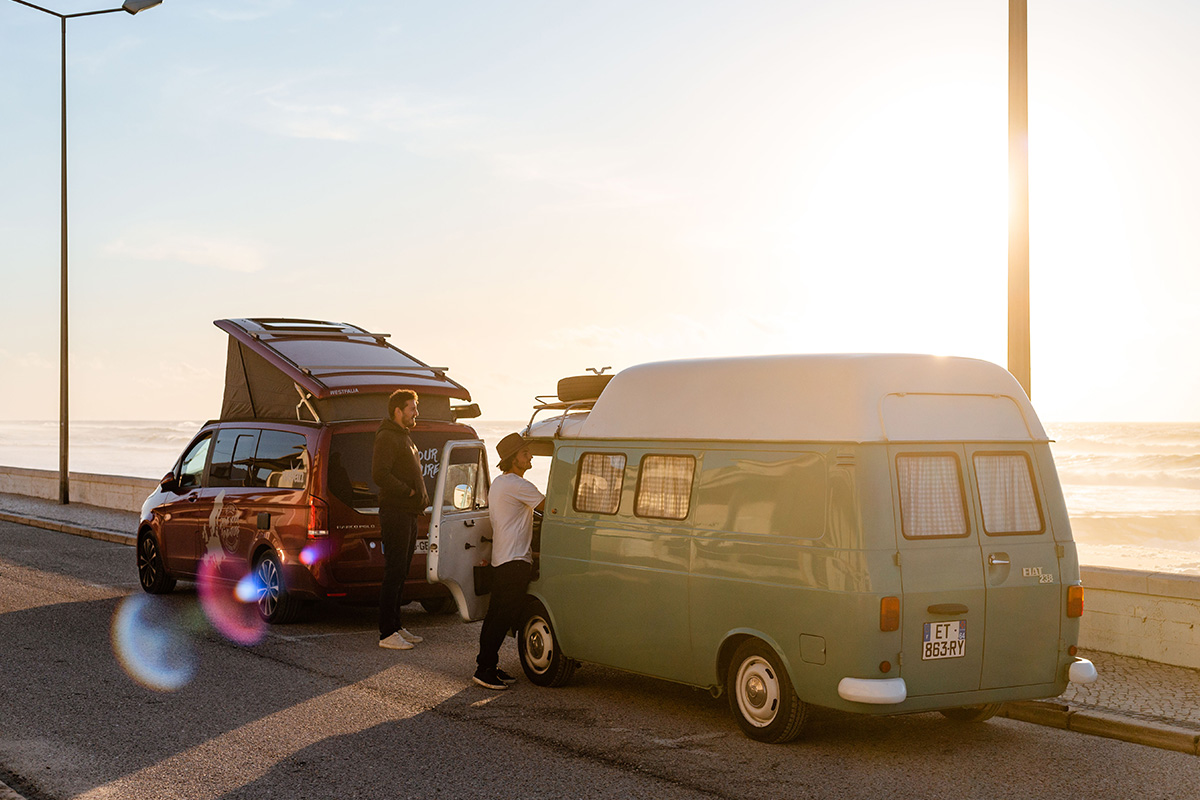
204, 490, 242, 557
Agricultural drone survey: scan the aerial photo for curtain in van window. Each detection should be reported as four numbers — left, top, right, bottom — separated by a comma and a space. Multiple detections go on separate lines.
575, 453, 625, 514
897, 455, 967, 538
973, 453, 1043, 534
635, 455, 695, 520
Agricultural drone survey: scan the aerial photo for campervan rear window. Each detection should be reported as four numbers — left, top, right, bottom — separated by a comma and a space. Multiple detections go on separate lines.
973, 452, 1044, 535
896, 454, 968, 538
634, 455, 696, 520
574, 453, 626, 514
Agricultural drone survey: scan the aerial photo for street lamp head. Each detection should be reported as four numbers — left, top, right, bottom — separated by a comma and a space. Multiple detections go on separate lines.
122, 0, 162, 14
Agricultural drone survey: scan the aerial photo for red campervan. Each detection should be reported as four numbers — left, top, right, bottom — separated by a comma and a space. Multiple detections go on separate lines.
135, 318, 484, 623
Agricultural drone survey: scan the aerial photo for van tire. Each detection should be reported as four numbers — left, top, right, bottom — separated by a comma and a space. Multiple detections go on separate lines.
420, 596, 457, 615
556, 374, 612, 403
727, 639, 807, 743
939, 703, 1003, 723
254, 551, 304, 624
137, 533, 176, 594
518, 604, 576, 687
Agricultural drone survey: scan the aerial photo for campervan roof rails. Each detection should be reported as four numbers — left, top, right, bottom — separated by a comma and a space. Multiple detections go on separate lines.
526, 397, 597, 438
297, 367, 450, 380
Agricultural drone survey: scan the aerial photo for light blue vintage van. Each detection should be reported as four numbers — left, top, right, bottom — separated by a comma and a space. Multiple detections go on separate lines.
425, 354, 1098, 743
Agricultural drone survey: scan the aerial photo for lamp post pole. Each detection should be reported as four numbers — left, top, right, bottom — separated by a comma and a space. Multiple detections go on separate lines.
9, 0, 163, 504
1008, 0, 1031, 398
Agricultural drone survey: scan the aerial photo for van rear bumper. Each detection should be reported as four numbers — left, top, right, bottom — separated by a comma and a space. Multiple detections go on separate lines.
838, 677, 907, 705
1069, 657, 1098, 685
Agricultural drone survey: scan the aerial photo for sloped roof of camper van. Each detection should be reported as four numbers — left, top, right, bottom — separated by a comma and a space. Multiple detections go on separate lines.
529, 354, 1047, 443
216, 318, 470, 420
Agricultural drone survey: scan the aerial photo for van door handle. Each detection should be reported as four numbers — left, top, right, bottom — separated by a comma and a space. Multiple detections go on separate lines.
928, 603, 969, 615
464, 519, 475, 527
988, 554, 1011, 566
186, 493, 199, 503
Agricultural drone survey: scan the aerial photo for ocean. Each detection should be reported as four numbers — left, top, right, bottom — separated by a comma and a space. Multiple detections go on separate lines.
1, 419, 1197, 574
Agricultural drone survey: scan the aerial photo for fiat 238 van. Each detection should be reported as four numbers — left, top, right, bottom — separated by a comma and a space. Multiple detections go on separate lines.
450, 354, 1099, 743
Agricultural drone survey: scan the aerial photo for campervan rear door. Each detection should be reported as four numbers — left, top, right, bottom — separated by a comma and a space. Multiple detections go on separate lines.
889, 445, 986, 697
426, 440, 493, 621
964, 445, 1062, 689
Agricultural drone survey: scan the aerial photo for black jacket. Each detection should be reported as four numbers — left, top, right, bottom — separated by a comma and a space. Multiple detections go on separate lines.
371, 419, 429, 513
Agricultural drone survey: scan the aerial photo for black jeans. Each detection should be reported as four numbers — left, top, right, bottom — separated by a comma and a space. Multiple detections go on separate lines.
378, 506, 417, 639
476, 559, 533, 671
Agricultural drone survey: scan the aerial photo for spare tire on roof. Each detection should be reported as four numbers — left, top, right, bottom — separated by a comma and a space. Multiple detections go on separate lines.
557, 374, 612, 402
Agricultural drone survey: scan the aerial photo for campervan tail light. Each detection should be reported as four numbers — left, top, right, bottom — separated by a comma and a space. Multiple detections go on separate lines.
880, 596, 900, 631
307, 497, 329, 539
1067, 585, 1084, 618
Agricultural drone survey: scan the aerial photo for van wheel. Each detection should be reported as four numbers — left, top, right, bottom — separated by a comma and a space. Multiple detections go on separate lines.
420, 596, 456, 615
727, 639, 807, 743
137, 533, 176, 594
518, 604, 575, 687
254, 552, 303, 624
556, 374, 612, 402
939, 703, 1003, 723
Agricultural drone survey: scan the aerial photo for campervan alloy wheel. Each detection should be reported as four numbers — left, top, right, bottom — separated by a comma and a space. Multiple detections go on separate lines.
137, 533, 176, 594
254, 552, 303, 624
518, 604, 575, 687
727, 639, 807, 743
939, 703, 1003, 723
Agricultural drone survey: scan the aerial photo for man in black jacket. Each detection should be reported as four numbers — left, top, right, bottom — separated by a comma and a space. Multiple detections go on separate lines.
372, 389, 430, 650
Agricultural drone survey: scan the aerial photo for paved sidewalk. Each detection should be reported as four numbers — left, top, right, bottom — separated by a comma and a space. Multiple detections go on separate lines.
2, 491, 1198, 757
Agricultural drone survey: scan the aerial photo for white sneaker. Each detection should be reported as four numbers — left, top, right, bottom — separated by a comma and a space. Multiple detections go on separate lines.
398, 628, 424, 644
379, 632, 413, 650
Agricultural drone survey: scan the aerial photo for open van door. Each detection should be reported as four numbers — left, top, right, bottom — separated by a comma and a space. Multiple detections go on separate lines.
427, 439, 492, 621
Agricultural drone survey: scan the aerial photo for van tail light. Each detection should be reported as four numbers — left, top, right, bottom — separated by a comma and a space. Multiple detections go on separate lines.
880, 596, 900, 631
1067, 585, 1084, 618
308, 497, 329, 539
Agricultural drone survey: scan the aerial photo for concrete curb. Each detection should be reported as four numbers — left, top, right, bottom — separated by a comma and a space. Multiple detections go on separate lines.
0, 510, 135, 547
1002, 700, 1200, 756
0, 778, 29, 800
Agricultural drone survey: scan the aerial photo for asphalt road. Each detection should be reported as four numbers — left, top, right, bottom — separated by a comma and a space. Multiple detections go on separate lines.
1, 520, 1197, 800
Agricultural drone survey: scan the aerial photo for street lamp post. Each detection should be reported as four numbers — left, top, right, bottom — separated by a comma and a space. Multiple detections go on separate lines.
9, 0, 163, 504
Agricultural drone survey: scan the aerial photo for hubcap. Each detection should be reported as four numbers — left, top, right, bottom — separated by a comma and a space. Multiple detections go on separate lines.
735, 656, 781, 727
524, 617, 553, 673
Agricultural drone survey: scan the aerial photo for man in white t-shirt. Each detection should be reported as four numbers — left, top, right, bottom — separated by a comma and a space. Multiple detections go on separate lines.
472, 432, 544, 690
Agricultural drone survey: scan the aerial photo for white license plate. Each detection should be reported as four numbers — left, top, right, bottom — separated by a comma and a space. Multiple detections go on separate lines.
415, 539, 429, 554
922, 620, 966, 660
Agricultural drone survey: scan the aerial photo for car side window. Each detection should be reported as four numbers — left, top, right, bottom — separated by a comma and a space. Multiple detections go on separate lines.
249, 430, 309, 489
443, 447, 488, 510
177, 434, 213, 491
209, 428, 260, 488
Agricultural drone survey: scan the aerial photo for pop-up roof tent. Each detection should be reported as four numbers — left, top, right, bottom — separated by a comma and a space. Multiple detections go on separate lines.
215, 318, 477, 423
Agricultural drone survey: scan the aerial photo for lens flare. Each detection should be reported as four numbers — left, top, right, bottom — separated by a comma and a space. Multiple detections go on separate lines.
197, 556, 267, 646
111, 594, 197, 692
299, 541, 331, 566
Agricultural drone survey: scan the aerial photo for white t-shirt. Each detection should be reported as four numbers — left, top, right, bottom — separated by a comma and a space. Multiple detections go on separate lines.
488, 472, 545, 566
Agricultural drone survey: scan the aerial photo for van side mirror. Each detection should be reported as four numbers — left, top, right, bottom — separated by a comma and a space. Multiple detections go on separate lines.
452, 484, 474, 510
452, 403, 481, 420
159, 472, 181, 494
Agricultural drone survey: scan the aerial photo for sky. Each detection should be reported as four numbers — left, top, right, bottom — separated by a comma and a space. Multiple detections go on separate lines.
1, 0, 1198, 423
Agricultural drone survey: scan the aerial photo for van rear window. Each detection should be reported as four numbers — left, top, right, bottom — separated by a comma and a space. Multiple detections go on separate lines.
634, 455, 696, 520
973, 452, 1044, 535
328, 429, 475, 510
896, 454, 968, 538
